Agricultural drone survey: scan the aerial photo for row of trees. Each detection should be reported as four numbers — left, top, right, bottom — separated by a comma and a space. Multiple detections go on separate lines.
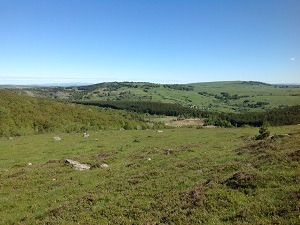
198, 91, 250, 101
77, 100, 211, 118
163, 84, 194, 91
205, 105, 300, 127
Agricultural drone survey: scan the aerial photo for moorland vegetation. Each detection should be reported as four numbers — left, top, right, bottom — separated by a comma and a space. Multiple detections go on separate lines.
0, 91, 148, 137
1, 126, 299, 224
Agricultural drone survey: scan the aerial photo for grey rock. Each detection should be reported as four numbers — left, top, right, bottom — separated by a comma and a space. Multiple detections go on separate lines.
65, 159, 91, 171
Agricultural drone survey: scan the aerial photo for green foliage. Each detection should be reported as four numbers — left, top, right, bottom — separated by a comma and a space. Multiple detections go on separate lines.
77, 82, 141, 92
224, 105, 300, 127
204, 115, 232, 127
163, 84, 194, 91
255, 123, 271, 140
76, 100, 210, 118
0, 91, 148, 137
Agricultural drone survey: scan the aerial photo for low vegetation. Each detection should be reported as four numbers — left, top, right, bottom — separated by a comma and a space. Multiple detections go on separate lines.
1, 126, 299, 224
0, 91, 148, 137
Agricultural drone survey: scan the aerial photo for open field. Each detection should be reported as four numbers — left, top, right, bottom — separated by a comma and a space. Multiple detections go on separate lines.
1, 126, 299, 224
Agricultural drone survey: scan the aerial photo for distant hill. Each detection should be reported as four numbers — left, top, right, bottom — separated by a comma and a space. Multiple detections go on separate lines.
32, 82, 93, 87
0, 90, 148, 137
1, 81, 300, 113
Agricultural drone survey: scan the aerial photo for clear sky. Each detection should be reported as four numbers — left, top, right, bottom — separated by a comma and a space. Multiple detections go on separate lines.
0, 0, 299, 85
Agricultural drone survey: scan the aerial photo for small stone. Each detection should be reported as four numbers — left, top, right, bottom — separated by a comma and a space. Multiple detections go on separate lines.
164, 148, 173, 154
83, 133, 90, 138
100, 163, 109, 168
147, 158, 152, 161
28, 162, 32, 166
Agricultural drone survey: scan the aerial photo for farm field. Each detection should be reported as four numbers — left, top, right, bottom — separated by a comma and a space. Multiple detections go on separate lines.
1, 126, 299, 224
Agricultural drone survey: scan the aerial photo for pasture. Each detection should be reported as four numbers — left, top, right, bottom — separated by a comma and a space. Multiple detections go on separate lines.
1, 125, 299, 224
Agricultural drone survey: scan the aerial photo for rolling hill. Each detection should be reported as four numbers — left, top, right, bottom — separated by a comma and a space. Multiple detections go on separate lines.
2, 81, 300, 113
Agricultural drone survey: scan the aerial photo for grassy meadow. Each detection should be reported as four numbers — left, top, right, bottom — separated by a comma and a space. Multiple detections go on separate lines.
1, 125, 299, 224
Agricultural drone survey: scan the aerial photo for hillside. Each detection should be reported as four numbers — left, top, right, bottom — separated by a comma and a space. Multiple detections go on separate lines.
1, 126, 299, 224
0, 91, 148, 137
2, 81, 300, 113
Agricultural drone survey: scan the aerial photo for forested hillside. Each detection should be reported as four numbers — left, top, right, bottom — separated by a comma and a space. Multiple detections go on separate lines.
0, 91, 147, 137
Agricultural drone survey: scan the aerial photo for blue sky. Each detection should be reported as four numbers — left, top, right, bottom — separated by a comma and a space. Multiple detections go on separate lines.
0, 0, 299, 85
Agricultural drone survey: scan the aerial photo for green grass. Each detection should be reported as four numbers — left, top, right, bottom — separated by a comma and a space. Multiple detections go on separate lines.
1, 125, 299, 224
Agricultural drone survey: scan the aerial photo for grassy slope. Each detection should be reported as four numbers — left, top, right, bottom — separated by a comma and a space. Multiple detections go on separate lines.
0, 91, 147, 136
2, 81, 300, 113
1, 126, 299, 224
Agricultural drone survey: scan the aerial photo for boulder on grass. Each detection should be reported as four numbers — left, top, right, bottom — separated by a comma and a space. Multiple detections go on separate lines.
65, 159, 91, 171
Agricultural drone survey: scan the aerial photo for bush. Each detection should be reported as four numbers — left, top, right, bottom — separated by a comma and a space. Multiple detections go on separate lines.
255, 123, 271, 140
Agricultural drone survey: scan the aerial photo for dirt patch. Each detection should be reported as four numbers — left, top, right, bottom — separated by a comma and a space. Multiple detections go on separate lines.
224, 171, 261, 189
181, 186, 206, 208
237, 140, 277, 155
47, 194, 96, 221
286, 150, 300, 161
163, 117, 204, 127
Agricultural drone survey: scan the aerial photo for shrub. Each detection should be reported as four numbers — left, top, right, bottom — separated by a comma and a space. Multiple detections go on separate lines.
255, 123, 271, 140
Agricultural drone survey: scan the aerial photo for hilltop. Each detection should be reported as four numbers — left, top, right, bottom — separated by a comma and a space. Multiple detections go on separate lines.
2, 81, 300, 113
